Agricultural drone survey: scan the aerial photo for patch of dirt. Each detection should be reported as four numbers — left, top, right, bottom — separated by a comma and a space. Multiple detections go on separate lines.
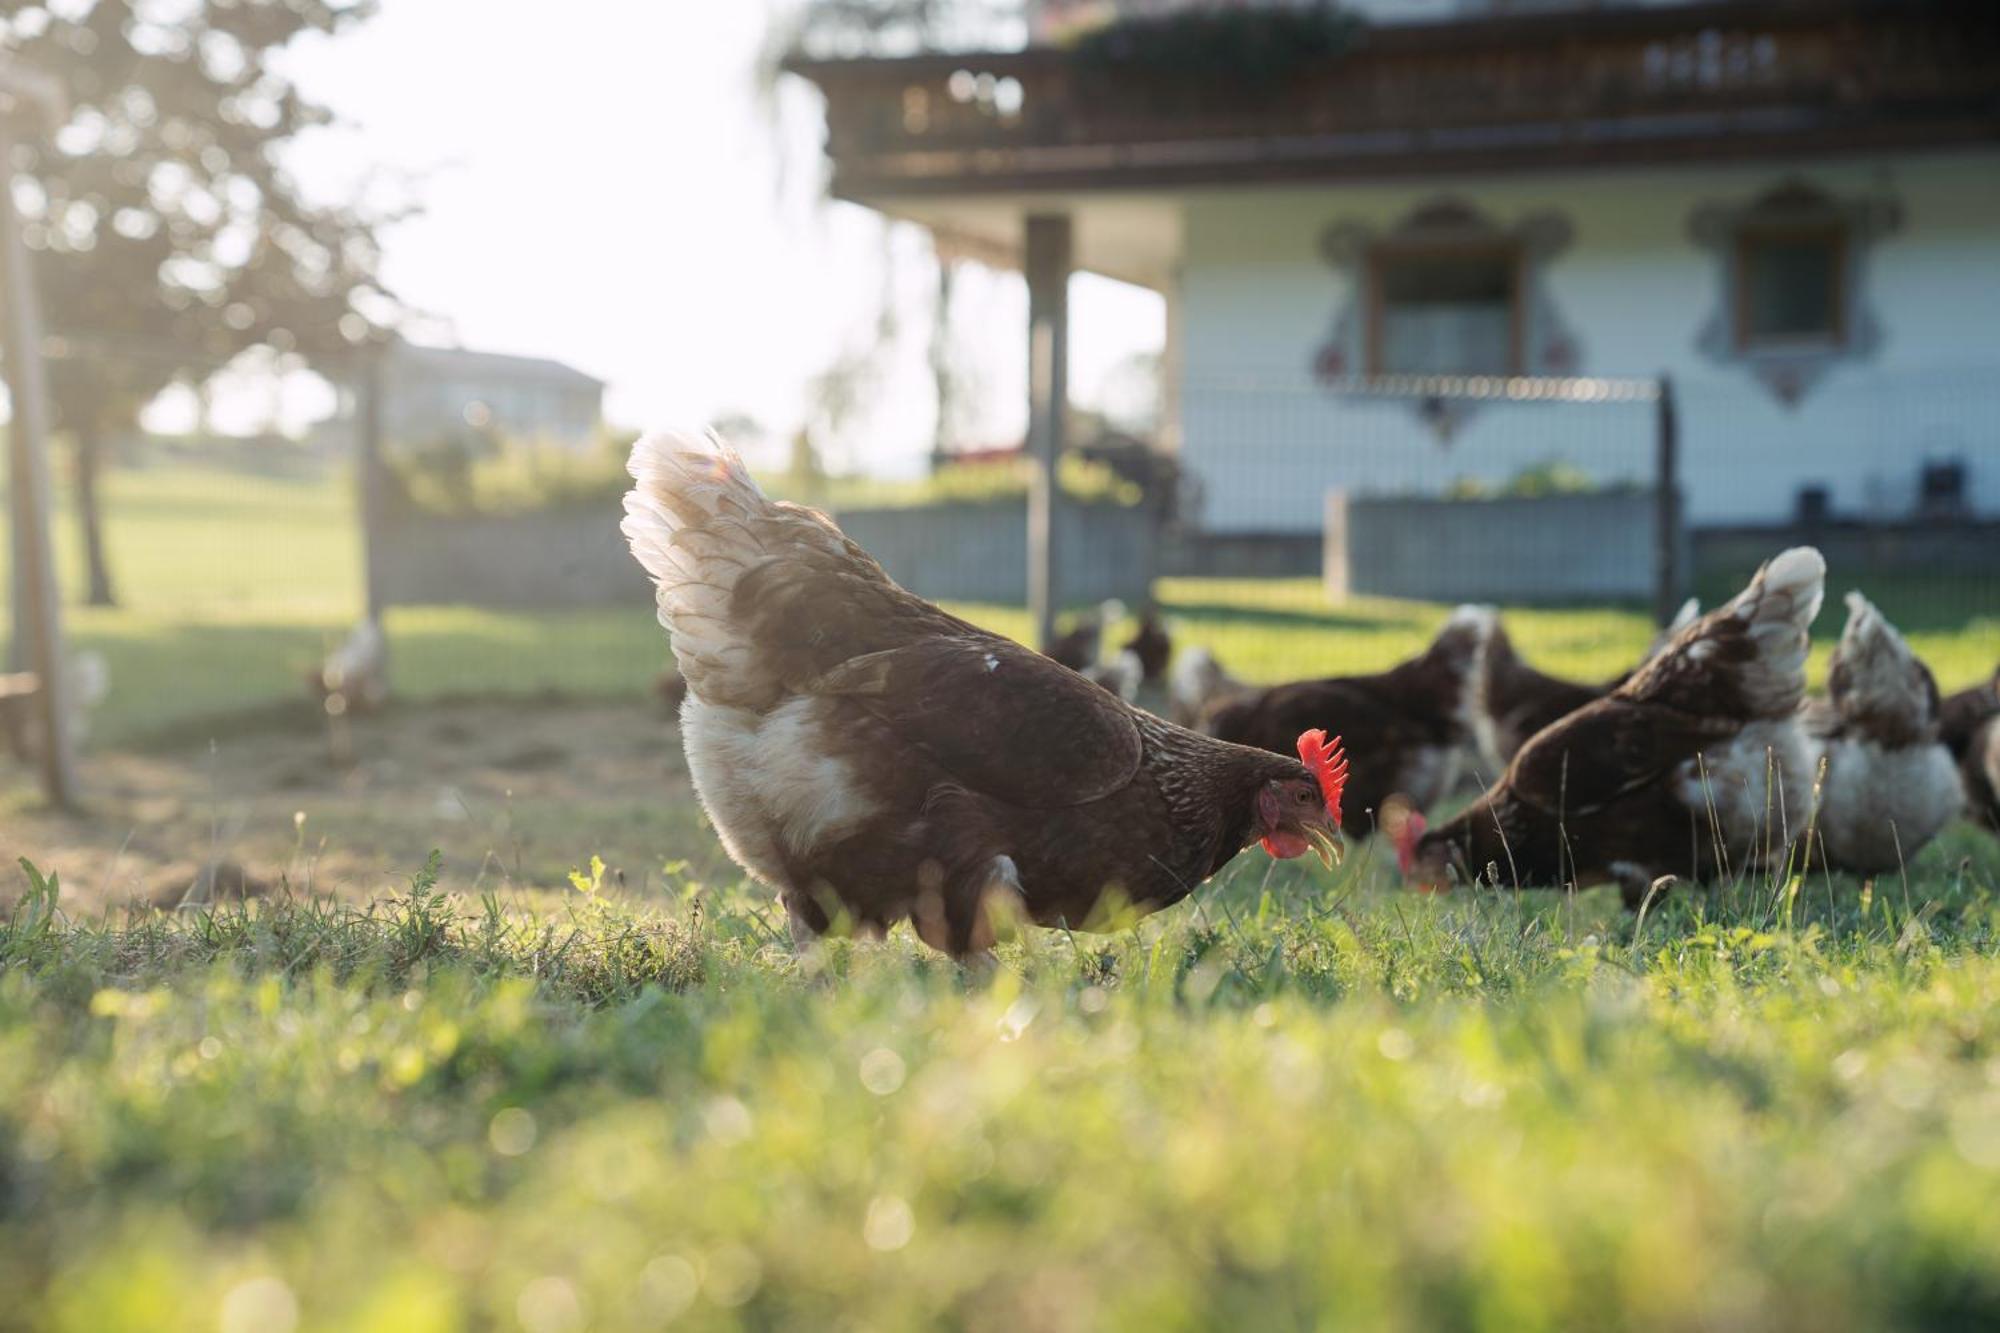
0, 699, 725, 913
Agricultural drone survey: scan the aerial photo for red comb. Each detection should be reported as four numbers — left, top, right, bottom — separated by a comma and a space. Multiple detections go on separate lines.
1295, 729, 1348, 828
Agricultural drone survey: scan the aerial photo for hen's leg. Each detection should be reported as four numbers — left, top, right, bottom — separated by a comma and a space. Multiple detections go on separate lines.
780, 885, 830, 952
912, 854, 1027, 961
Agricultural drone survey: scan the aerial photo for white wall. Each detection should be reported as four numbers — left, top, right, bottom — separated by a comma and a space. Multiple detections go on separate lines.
1172, 152, 2000, 532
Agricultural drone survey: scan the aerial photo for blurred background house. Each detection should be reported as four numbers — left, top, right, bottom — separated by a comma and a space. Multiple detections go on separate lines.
789, 0, 2000, 587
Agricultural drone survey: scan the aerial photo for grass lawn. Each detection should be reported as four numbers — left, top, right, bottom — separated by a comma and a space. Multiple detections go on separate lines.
3, 456, 1999, 1329
5, 847, 2000, 1331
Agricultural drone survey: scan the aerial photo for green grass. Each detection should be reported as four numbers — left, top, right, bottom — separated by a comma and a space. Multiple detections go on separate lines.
5, 846, 2000, 1331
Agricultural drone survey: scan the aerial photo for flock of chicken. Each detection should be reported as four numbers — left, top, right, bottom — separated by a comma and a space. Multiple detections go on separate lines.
623, 429, 2000, 958
1167, 561, 1997, 907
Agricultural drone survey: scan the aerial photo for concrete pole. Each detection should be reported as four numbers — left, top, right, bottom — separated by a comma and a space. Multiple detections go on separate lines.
0, 63, 80, 807
1024, 213, 1071, 652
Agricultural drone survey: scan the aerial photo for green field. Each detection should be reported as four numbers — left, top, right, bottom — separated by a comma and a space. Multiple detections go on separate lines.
3, 457, 2000, 1329
6, 457, 1996, 747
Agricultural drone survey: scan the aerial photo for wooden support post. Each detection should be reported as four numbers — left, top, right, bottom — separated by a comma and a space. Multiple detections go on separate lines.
0, 64, 79, 808
1653, 374, 1683, 627
356, 349, 390, 627
1024, 213, 1071, 652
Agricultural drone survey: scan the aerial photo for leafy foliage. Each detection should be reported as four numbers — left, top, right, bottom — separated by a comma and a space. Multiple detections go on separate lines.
5, 0, 394, 599
11, 0, 392, 401
1444, 457, 1635, 501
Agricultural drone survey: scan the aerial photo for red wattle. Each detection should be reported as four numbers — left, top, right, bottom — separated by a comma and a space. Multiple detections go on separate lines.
1261, 830, 1312, 860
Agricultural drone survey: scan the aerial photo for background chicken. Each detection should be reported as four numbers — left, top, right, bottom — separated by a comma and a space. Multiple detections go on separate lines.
1804, 593, 1962, 873
0, 651, 109, 757
1193, 606, 1494, 835
1168, 645, 1249, 728
310, 617, 389, 715
1401, 549, 1824, 906
1043, 599, 1125, 673
1941, 667, 1999, 764
1079, 650, 1144, 703
1121, 603, 1175, 685
1477, 597, 1701, 772
1477, 619, 1610, 777
1942, 666, 2000, 833
622, 432, 1345, 958
1962, 717, 2000, 834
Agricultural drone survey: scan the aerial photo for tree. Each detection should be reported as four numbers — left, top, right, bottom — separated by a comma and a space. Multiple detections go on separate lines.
4, 0, 393, 605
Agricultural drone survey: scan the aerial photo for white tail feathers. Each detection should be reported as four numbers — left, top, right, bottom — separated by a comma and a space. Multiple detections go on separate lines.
621, 430, 782, 704
1832, 590, 1926, 727
1721, 545, 1825, 716
1839, 590, 1899, 652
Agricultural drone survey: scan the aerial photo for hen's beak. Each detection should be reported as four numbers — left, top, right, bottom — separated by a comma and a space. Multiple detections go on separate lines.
1304, 813, 1344, 869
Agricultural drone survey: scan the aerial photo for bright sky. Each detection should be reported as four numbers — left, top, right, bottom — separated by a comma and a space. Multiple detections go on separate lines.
244, 0, 1161, 476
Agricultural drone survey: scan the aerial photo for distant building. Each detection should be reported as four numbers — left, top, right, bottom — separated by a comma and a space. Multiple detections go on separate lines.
378, 341, 605, 450
789, 0, 2000, 532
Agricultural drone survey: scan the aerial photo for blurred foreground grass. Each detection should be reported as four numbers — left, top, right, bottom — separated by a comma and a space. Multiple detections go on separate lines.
5, 846, 2000, 1331
2, 458, 1993, 748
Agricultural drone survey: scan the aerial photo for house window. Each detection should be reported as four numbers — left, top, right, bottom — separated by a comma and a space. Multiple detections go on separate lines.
1736, 225, 1845, 349
1369, 246, 1521, 376
1691, 181, 1897, 405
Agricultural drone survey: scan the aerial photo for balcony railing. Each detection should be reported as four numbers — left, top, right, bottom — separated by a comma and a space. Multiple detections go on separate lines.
788, 1, 2000, 196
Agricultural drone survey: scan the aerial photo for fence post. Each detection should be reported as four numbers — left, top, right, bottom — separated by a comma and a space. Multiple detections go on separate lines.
356, 348, 390, 626
1024, 213, 1071, 652
1323, 489, 1351, 601
1653, 373, 1683, 626
0, 62, 79, 808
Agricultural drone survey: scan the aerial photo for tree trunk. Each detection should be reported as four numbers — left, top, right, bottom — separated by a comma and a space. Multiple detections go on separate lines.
73, 425, 117, 608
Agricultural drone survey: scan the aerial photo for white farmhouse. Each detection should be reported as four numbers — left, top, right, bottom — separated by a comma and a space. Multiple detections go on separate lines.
788, 0, 2000, 537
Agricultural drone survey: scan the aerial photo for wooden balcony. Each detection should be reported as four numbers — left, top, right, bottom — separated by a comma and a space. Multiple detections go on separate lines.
786, 1, 2000, 200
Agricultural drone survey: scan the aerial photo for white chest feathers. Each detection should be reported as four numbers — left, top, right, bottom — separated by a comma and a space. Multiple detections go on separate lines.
1672, 718, 1816, 869
1813, 736, 1964, 874
678, 695, 883, 889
